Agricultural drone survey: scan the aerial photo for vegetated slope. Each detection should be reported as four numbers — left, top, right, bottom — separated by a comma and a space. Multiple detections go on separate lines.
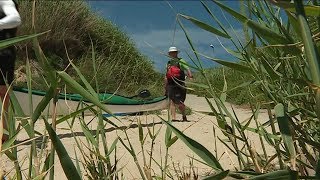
192, 66, 266, 105
14, 0, 163, 96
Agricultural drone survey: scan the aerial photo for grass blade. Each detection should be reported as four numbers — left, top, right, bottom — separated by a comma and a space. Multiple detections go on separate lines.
260, 125, 275, 147
31, 86, 55, 124
220, 69, 227, 102
245, 126, 280, 141
286, 5, 320, 16
68, 60, 97, 97
248, 169, 298, 180
316, 158, 320, 179
107, 137, 119, 156
177, 16, 202, 69
269, 0, 320, 17
161, 117, 223, 170
286, 11, 301, 39
57, 71, 113, 115
10, 89, 26, 117
41, 153, 52, 177
200, 54, 255, 75
294, 0, 320, 86
179, 14, 230, 38
218, 40, 244, 60
166, 136, 178, 148
275, 103, 296, 170
32, 37, 57, 86
80, 120, 98, 148
241, 115, 254, 132
138, 119, 144, 143
204, 97, 227, 131
200, 1, 230, 36
227, 80, 254, 93
184, 80, 210, 90
260, 56, 282, 80
0, 31, 48, 49
294, 0, 320, 118
43, 119, 81, 180
56, 104, 95, 125
211, 0, 247, 22
73, 147, 82, 180
212, 0, 290, 44
202, 170, 229, 180
1, 128, 20, 150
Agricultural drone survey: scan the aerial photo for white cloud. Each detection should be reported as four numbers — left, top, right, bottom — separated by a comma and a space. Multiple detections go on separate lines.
129, 27, 245, 71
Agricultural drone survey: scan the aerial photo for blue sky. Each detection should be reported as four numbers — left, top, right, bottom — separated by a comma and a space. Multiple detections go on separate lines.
87, 1, 244, 72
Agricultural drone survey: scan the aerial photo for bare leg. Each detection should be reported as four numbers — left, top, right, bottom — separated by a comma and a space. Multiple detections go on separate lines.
0, 85, 10, 141
170, 100, 176, 120
178, 102, 186, 116
178, 102, 188, 121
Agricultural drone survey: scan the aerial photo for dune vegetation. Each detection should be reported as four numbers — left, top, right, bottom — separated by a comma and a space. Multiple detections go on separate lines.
179, 0, 320, 178
0, 0, 319, 179
14, 0, 163, 96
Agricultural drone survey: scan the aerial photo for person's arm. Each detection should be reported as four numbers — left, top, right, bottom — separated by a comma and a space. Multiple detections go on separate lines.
186, 69, 193, 80
179, 59, 193, 79
0, 1, 21, 29
164, 63, 169, 95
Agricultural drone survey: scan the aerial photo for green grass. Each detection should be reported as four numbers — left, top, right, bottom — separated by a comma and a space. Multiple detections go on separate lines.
174, 0, 320, 178
14, 0, 163, 97
192, 66, 266, 105
1, 0, 320, 179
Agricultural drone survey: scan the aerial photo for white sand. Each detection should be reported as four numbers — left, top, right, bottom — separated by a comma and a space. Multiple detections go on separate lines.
1, 94, 276, 179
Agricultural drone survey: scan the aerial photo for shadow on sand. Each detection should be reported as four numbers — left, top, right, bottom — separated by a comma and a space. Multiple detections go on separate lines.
16, 119, 186, 147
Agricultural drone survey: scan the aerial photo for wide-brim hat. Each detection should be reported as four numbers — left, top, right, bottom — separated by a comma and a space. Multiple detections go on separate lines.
168, 46, 179, 52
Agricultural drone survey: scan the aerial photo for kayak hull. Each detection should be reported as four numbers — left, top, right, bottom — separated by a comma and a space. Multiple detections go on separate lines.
13, 90, 168, 116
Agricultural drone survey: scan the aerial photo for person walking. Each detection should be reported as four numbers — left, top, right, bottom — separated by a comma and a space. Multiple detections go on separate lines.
0, 0, 21, 143
165, 46, 192, 121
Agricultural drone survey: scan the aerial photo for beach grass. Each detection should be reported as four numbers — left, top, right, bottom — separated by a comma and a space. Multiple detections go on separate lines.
1, 0, 320, 179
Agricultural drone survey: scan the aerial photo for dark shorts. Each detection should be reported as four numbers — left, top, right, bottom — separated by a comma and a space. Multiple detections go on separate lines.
0, 48, 16, 85
167, 85, 186, 104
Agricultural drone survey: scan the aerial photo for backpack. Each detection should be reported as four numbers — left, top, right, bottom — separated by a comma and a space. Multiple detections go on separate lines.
166, 58, 185, 82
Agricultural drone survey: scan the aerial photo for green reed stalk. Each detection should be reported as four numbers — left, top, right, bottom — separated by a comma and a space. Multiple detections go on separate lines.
138, 118, 148, 171
138, 118, 153, 180
99, 113, 112, 179
119, 131, 146, 180
251, 104, 268, 163
228, 115, 244, 170
293, 0, 320, 84
91, 41, 113, 178
163, 147, 170, 180
163, 100, 174, 180
8, 107, 22, 180
26, 51, 38, 179
294, 0, 320, 118
267, 106, 284, 169
49, 88, 60, 180
148, 119, 161, 170
212, 124, 218, 161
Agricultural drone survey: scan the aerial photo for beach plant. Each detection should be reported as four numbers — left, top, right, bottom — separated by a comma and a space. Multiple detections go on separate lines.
15, 0, 163, 97
192, 66, 263, 105
0, 1, 151, 179
0, 32, 51, 179
0, 24, 124, 180
1, 0, 319, 179
160, 0, 320, 179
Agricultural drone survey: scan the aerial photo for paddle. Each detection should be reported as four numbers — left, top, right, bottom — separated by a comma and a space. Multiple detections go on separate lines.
129, 89, 151, 99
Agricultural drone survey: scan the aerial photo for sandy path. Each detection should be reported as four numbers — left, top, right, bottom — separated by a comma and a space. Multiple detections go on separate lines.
2, 94, 276, 179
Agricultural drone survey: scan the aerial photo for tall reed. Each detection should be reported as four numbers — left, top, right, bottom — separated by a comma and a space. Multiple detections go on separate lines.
163, 0, 320, 178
